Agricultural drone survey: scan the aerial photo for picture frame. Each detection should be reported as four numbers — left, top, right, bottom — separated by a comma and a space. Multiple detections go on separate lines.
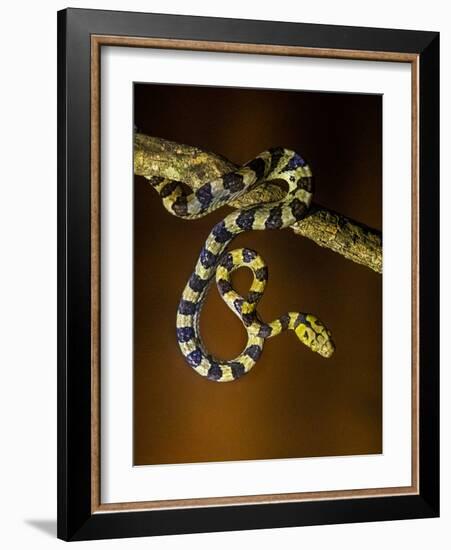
57, 7, 439, 541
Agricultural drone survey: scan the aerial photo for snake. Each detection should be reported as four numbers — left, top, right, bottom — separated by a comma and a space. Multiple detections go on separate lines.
148, 147, 335, 382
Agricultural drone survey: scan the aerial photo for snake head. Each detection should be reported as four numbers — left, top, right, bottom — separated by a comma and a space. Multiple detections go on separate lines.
294, 314, 335, 359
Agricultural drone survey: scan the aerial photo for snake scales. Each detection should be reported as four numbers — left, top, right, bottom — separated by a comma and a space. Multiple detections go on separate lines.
148, 147, 335, 382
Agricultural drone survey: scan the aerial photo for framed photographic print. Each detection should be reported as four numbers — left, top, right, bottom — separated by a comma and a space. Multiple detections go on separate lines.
57, 8, 439, 541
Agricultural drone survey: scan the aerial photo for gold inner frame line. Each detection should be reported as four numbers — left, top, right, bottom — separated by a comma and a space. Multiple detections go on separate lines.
90, 34, 420, 514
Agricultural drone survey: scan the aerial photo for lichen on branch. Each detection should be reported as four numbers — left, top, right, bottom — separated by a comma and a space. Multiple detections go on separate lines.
134, 133, 382, 274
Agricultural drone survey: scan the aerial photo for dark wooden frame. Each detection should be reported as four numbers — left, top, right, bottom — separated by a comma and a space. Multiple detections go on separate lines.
58, 7, 439, 541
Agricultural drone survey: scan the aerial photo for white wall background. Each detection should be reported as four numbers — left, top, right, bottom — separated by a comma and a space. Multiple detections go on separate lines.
0, 1, 448, 547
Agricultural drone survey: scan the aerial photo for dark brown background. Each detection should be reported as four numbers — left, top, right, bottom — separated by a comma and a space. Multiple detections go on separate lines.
133, 83, 382, 466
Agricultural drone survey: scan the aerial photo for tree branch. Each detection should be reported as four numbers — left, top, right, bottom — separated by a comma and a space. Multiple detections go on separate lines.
134, 133, 382, 274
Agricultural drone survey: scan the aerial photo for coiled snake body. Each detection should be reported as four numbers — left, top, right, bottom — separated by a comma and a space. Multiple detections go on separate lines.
149, 147, 334, 382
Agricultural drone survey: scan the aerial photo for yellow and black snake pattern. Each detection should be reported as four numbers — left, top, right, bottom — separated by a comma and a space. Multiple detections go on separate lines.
148, 147, 335, 382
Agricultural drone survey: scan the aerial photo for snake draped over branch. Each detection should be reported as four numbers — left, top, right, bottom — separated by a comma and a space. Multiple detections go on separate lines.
148, 147, 335, 382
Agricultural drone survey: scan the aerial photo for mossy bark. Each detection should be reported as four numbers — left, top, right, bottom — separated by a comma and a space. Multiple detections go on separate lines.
134, 133, 382, 274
